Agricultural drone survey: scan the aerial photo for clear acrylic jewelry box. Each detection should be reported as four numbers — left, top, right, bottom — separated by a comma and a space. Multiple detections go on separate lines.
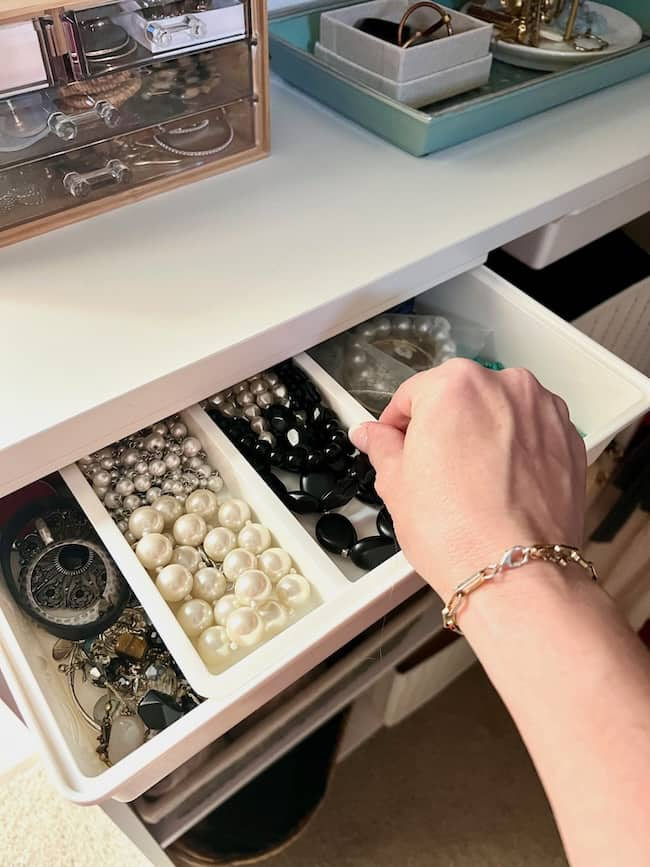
0, 0, 269, 246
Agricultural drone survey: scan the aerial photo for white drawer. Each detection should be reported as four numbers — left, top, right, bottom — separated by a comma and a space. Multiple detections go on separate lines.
503, 177, 650, 269
1, 265, 648, 806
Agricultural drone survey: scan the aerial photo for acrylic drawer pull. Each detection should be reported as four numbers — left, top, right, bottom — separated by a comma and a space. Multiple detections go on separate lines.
48, 100, 121, 141
145, 15, 207, 47
63, 159, 130, 198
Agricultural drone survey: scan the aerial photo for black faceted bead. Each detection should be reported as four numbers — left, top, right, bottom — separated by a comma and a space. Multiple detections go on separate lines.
284, 491, 320, 514
253, 440, 272, 460
261, 472, 288, 500
328, 430, 348, 447
267, 405, 294, 435
315, 513, 357, 555
304, 449, 325, 469
324, 442, 344, 463
377, 507, 395, 540
301, 470, 336, 500
349, 536, 397, 570
285, 447, 307, 471
138, 689, 185, 730
285, 427, 303, 448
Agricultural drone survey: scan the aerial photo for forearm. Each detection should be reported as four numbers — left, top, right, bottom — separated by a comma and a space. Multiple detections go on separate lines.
456, 564, 650, 867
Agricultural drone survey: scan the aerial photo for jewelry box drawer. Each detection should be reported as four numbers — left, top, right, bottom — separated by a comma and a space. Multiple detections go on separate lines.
44, 0, 247, 82
0, 41, 254, 177
0, 95, 256, 234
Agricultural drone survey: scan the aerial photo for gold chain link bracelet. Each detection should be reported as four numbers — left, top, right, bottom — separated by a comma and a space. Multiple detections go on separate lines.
442, 544, 597, 633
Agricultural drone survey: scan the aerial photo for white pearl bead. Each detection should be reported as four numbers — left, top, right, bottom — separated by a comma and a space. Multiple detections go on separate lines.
222, 548, 257, 582
170, 545, 203, 573
193, 567, 226, 602
123, 494, 142, 512
170, 421, 187, 440
234, 569, 273, 605
218, 498, 251, 532
185, 489, 219, 522
107, 714, 146, 764
258, 548, 293, 582
177, 598, 213, 638
173, 513, 207, 547
128, 506, 165, 540
115, 478, 135, 496
258, 600, 289, 633
152, 495, 184, 528
277, 574, 311, 608
203, 526, 237, 562
135, 533, 173, 570
156, 563, 194, 602
214, 593, 238, 626
237, 523, 272, 555
226, 607, 264, 647
197, 626, 231, 667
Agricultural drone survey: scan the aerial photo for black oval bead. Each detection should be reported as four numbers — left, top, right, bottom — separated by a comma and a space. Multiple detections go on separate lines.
320, 488, 355, 511
376, 507, 395, 540
315, 513, 357, 555
284, 491, 320, 514
349, 536, 397, 570
261, 472, 288, 500
300, 470, 336, 500
268, 449, 284, 467
328, 430, 348, 447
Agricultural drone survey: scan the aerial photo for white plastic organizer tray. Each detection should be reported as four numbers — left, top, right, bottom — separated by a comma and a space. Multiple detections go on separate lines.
0, 265, 648, 805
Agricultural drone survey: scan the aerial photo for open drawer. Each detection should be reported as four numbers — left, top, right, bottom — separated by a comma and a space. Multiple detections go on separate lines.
0, 265, 648, 806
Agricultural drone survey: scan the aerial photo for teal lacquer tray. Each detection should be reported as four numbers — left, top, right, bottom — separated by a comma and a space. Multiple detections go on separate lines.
269, 1, 650, 156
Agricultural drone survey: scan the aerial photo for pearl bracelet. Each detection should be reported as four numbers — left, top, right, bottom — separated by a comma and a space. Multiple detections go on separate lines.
442, 544, 598, 633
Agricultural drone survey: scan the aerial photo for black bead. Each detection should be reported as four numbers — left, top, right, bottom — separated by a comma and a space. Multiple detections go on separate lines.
324, 442, 344, 463
304, 449, 324, 469
376, 507, 395, 540
327, 456, 349, 476
261, 472, 288, 500
253, 440, 272, 460
285, 447, 307, 471
356, 483, 383, 507
320, 486, 355, 511
323, 419, 341, 435
285, 427, 303, 448
267, 405, 294, 435
315, 513, 357, 555
268, 449, 284, 467
284, 491, 320, 514
138, 689, 185, 730
349, 536, 397, 570
301, 470, 336, 500
327, 429, 348, 447
311, 405, 335, 425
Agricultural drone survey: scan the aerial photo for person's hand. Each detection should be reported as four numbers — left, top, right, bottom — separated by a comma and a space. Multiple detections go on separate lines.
349, 359, 587, 599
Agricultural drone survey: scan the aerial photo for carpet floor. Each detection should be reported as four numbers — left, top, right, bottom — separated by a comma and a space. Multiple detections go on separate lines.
262, 664, 567, 867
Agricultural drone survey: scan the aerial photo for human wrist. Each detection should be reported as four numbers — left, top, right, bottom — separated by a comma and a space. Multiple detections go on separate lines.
451, 559, 595, 638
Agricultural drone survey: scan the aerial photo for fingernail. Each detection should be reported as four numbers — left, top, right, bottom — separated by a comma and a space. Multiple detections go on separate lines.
348, 423, 368, 451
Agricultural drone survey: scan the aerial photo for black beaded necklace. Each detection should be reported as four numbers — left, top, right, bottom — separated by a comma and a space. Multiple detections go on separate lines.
205, 360, 399, 571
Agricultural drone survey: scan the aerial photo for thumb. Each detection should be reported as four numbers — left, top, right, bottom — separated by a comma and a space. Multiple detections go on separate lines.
349, 421, 404, 475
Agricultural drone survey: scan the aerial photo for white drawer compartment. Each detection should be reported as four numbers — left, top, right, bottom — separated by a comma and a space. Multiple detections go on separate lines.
413, 267, 650, 464
1, 264, 647, 807
503, 178, 650, 269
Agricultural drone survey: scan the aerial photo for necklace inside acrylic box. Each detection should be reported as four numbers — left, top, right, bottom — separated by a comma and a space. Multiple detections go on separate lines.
0, 0, 269, 247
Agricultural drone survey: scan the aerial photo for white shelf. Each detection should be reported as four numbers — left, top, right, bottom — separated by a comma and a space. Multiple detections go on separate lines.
0, 74, 649, 496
